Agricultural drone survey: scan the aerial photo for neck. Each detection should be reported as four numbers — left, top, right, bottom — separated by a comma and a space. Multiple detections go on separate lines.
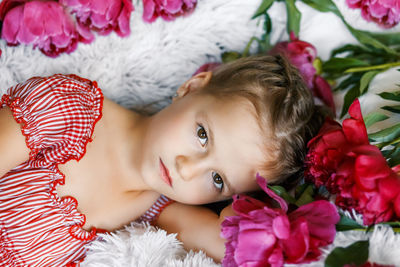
107, 104, 153, 193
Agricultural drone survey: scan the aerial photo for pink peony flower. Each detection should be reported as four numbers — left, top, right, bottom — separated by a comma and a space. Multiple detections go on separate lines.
305, 99, 400, 225
0, 0, 79, 57
346, 0, 400, 28
270, 33, 335, 113
142, 0, 197, 23
221, 174, 339, 267
60, 0, 134, 41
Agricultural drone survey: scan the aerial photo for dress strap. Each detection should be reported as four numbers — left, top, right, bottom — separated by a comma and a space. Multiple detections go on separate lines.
139, 195, 174, 223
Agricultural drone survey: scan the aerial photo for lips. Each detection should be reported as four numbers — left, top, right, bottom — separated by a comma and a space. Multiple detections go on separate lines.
159, 158, 172, 187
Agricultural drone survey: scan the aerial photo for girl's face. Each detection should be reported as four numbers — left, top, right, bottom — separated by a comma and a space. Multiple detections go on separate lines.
140, 74, 266, 204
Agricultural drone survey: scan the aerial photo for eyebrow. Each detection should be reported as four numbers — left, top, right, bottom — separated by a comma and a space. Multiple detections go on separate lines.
199, 111, 234, 197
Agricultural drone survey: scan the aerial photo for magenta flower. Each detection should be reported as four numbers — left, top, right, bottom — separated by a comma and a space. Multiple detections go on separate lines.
221, 174, 339, 267
0, 0, 79, 57
193, 62, 221, 76
346, 0, 400, 28
60, 0, 134, 41
270, 33, 335, 113
142, 0, 197, 23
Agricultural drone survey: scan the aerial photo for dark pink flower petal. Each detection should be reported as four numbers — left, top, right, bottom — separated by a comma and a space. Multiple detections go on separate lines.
268, 247, 284, 267
235, 230, 277, 266
378, 174, 400, 200
394, 193, 400, 217
282, 219, 310, 262
1, 5, 25, 44
269, 35, 335, 110
232, 194, 269, 216
346, 0, 400, 28
1, 0, 79, 57
290, 200, 339, 243
221, 174, 338, 266
354, 146, 392, 190
313, 75, 335, 112
61, 0, 134, 38
342, 99, 369, 145
142, 0, 157, 23
272, 215, 290, 239
0, 0, 27, 20
193, 62, 221, 76
256, 174, 288, 212
142, 0, 197, 23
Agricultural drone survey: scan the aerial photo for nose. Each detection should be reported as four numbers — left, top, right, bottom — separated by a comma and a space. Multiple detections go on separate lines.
175, 155, 205, 181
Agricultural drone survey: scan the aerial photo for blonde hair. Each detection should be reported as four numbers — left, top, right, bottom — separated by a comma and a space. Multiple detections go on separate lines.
201, 54, 327, 187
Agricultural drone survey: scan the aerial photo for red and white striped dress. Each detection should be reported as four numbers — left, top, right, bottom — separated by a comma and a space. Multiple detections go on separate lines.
0, 74, 173, 266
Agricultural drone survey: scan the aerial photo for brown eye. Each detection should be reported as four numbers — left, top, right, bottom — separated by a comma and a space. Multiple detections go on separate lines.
212, 172, 224, 191
197, 125, 208, 146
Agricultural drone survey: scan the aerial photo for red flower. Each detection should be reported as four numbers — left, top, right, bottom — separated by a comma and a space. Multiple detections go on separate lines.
0, 0, 79, 57
221, 175, 339, 267
142, 0, 197, 23
305, 99, 400, 225
270, 32, 335, 113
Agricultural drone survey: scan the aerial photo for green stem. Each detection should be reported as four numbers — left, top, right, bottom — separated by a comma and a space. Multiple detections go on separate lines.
242, 37, 260, 58
345, 62, 400, 73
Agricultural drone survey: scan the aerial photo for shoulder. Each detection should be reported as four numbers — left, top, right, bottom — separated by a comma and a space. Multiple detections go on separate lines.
0, 106, 30, 176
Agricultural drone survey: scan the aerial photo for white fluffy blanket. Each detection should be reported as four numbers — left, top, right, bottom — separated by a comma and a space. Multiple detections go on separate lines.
1, 0, 400, 266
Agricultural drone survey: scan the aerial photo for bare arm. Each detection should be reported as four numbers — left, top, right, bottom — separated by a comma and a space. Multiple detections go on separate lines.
155, 201, 235, 262
0, 107, 30, 177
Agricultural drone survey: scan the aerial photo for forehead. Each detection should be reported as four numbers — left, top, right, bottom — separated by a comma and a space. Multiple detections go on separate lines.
196, 94, 266, 193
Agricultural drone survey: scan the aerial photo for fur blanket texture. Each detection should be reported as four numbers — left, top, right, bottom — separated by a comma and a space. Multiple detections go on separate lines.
1, 0, 400, 266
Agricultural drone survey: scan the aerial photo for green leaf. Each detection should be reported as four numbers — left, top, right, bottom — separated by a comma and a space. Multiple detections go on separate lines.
252, 0, 275, 19
387, 145, 400, 167
381, 221, 400, 228
295, 184, 315, 206
345, 24, 399, 56
363, 112, 389, 128
325, 240, 369, 267
258, 13, 273, 53
221, 51, 241, 63
379, 91, 400, 102
369, 31, 400, 46
336, 215, 366, 231
359, 70, 380, 94
341, 85, 360, 118
331, 44, 370, 58
300, 0, 341, 16
369, 123, 400, 143
264, 12, 272, 34
382, 105, 400, 114
302, 0, 399, 55
295, 183, 311, 199
323, 58, 369, 73
285, 0, 301, 36
334, 73, 363, 92
268, 185, 296, 204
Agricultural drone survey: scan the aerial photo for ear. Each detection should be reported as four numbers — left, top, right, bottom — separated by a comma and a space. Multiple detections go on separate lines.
174, 71, 212, 99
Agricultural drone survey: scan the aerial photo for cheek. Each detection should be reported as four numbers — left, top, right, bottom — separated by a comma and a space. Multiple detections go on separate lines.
174, 182, 218, 205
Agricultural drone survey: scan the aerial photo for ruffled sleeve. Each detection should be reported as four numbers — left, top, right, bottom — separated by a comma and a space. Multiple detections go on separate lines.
0, 74, 103, 167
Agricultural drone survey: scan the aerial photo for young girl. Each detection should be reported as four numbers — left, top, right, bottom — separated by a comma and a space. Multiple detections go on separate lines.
0, 55, 325, 266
